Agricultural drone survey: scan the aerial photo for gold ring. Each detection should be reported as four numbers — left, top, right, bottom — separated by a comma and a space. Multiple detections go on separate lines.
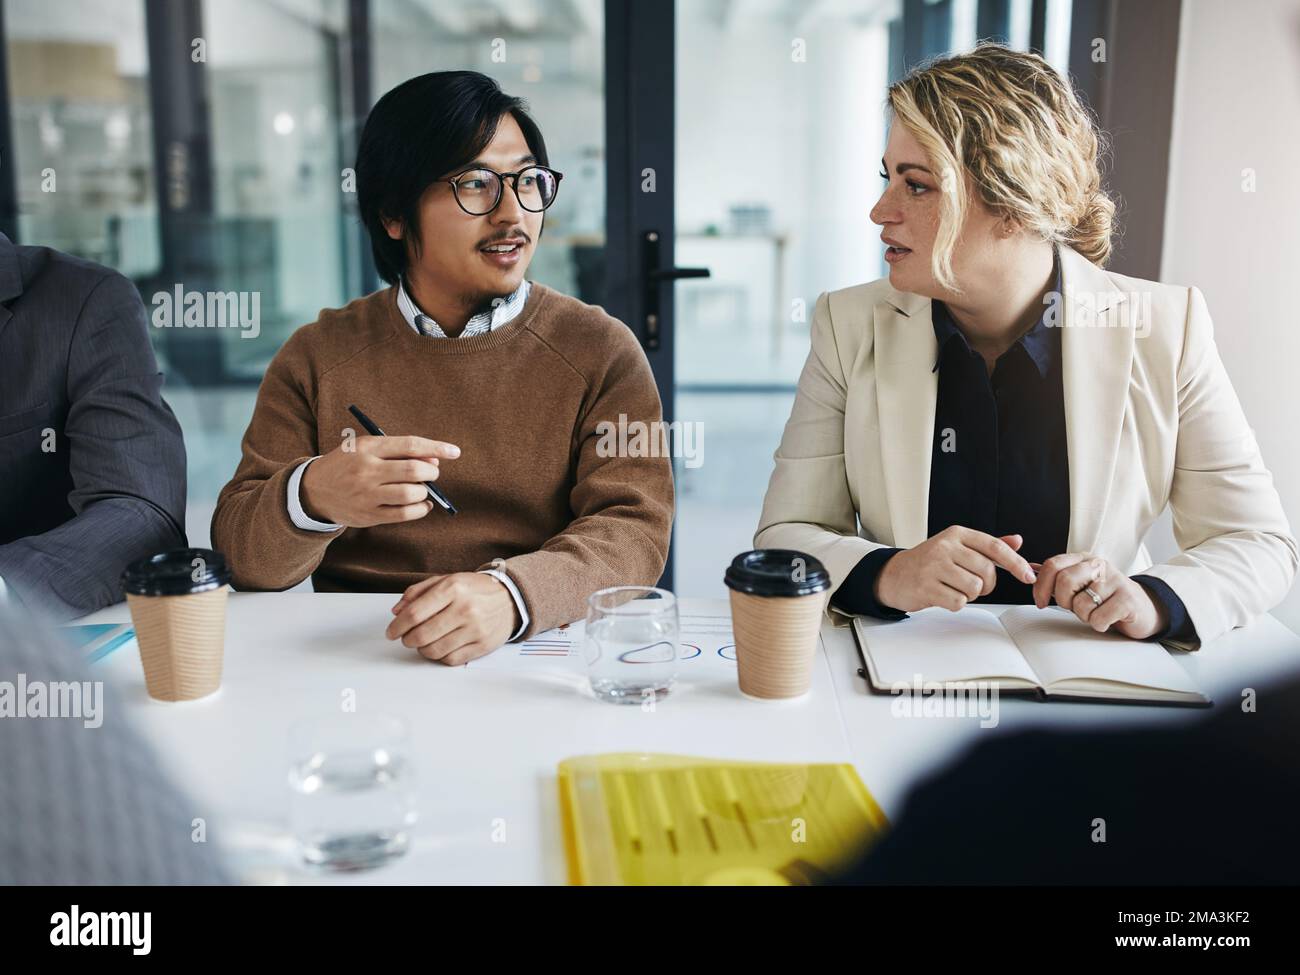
1083, 586, 1102, 607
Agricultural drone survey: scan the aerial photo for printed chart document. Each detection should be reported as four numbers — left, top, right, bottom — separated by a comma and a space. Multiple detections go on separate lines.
467, 612, 740, 673
853, 605, 1208, 706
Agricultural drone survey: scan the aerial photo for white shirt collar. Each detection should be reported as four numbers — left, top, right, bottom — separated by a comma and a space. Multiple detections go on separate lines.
396, 277, 530, 338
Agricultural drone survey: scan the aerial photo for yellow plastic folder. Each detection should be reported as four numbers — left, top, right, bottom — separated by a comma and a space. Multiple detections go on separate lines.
558, 753, 888, 885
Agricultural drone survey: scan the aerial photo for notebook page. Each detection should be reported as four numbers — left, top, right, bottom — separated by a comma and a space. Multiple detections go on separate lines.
999, 606, 1201, 695
858, 607, 1041, 686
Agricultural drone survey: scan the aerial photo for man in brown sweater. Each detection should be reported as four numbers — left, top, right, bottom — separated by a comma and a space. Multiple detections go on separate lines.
212, 71, 674, 664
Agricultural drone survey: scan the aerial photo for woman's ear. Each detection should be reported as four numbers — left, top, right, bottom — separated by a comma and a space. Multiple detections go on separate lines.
383, 217, 404, 241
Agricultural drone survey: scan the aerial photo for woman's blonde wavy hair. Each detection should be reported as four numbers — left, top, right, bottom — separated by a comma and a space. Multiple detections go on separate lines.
887, 43, 1116, 292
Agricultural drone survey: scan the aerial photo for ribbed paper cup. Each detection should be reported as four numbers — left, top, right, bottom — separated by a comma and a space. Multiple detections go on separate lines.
729, 589, 828, 699
122, 548, 232, 703
127, 587, 228, 701
725, 550, 831, 701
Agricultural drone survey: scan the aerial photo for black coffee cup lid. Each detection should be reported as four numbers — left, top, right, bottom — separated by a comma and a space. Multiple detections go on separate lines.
121, 548, 231, 597
724, 549, 830, 597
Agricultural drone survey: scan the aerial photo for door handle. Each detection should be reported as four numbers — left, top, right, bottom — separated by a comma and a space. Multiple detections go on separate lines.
641, 230, 709, 351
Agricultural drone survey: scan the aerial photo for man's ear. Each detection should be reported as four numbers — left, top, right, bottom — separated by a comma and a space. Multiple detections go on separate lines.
383, 217, 404, 241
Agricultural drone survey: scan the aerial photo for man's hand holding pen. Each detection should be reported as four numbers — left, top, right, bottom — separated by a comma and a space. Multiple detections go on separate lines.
300, 435, 459, 528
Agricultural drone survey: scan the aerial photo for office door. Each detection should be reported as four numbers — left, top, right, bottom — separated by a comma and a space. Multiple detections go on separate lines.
612, 0, 1073, 596
602, 0, 905, 595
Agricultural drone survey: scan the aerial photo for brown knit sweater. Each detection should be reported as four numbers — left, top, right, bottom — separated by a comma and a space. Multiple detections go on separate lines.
211, 283, 675, 639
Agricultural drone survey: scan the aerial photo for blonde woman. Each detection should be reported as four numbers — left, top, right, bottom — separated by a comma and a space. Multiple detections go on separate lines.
756, 44, 1295, 648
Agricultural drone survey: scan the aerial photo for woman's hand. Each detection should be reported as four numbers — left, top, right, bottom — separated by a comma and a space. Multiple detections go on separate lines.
1031, 554, 1168, 639
874, 526, 1038, 612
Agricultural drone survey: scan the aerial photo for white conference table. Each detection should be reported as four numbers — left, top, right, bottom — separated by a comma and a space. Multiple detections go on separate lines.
75, 594, 1300, 885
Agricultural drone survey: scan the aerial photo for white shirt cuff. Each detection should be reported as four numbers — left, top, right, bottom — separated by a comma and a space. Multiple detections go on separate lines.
286, 459, 522, 638
287, 457, 343, 532
480, 568, 529, 642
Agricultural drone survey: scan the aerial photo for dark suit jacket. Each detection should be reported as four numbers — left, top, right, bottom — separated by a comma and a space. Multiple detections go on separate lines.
0, 601, 231, 883
0, 233, 186, 619
836, 678, 1300, 884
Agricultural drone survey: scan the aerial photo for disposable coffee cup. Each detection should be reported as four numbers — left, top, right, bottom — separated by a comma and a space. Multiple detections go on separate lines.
121, 548, 231, 702
724, 550, 830, 700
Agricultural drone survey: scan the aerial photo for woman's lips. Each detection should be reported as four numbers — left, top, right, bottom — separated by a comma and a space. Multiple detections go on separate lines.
884, 245, 912, 264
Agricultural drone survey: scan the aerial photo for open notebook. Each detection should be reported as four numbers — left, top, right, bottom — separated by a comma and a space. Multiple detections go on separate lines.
852, 605, 1209, 706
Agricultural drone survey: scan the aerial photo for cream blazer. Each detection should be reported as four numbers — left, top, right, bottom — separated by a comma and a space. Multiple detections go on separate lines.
755, 245, 1297, 647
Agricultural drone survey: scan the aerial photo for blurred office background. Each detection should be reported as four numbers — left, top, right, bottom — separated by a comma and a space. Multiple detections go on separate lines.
0, 0, 1296, 630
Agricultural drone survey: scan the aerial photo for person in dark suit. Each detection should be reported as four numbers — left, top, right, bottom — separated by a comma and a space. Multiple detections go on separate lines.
835, 681, 1300, 884
0, 232, 186, 620
0, 600, 231, 884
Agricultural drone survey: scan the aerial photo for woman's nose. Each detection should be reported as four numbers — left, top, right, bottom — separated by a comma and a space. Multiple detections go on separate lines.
869, 188, 896, 227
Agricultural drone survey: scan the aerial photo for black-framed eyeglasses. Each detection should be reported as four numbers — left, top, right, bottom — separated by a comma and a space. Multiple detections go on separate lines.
441, 165, 564, 215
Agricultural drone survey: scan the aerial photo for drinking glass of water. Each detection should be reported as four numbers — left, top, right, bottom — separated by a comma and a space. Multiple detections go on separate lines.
583, 586, 679, 704
288, 713, 417, 870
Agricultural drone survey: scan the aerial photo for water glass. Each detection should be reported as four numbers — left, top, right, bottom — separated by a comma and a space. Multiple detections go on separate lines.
583, 586, 679, 704
288, 713, 417, 870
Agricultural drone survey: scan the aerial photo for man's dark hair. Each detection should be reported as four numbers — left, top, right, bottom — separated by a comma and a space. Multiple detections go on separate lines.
355, 71, 550, 285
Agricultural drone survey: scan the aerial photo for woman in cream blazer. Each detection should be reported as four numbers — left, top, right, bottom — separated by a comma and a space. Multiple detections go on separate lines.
756, 45, 1295, 649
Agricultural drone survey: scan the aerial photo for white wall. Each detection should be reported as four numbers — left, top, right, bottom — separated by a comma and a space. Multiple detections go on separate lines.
675, 9, 890, 299
1161, 0, 1300, 633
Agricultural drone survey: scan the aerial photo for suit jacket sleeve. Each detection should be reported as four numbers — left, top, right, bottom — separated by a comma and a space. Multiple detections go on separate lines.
1139, 286, 1297, 646
754, 292, 894, 621
0, 272, 187, 619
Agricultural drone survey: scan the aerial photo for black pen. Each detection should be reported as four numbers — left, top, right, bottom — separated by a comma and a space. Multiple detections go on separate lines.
347, 404, 457, 515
